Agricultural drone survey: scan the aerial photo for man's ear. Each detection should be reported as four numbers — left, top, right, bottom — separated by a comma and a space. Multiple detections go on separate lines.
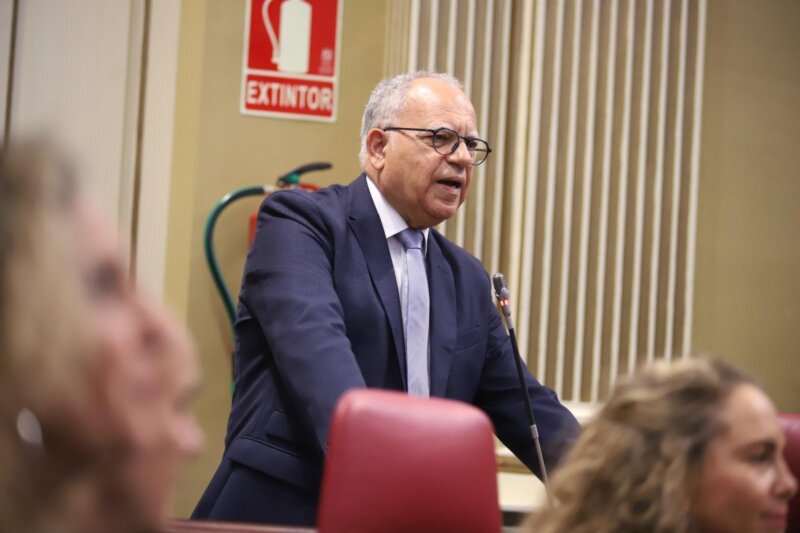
366, 129, 388, 170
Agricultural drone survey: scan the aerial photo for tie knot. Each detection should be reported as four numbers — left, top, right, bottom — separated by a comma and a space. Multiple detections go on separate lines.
396, 229, 424, 250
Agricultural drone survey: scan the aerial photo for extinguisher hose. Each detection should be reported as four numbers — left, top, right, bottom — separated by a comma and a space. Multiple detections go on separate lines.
278, 162, 331, 186
204, 185, 271, 336
204, 162, 330, 339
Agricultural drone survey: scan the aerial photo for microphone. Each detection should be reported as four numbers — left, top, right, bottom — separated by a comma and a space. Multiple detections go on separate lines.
492, 273, 550, 487
492, 273, 514, 329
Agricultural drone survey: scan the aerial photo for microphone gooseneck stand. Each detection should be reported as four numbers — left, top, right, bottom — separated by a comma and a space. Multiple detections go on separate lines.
492, 273, 550, 491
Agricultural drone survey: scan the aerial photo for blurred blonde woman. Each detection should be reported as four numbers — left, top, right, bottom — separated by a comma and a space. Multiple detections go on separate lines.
0, 141, 203, 533
525, 357, 797, 533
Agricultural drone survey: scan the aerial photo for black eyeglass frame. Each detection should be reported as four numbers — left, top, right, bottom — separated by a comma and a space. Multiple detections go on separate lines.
382, 126, 493, 166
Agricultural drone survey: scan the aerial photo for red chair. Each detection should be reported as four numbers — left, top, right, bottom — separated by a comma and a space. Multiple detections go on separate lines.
317, 389, 502, 533
779, 413, 800, 532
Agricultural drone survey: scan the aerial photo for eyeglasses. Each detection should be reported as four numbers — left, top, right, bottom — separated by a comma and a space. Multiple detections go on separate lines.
382, 126, 493, 166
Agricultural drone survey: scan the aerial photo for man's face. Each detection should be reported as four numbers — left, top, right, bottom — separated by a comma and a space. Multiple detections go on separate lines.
372, 78, 478, 229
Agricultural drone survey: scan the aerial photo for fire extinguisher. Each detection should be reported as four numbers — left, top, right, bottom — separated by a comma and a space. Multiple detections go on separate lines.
204, 162, 330, 340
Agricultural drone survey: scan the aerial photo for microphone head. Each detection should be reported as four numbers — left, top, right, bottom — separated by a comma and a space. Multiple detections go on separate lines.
492, 273, 509, 299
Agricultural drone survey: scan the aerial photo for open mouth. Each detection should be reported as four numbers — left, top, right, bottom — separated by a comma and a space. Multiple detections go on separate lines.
437, 179, 462, 189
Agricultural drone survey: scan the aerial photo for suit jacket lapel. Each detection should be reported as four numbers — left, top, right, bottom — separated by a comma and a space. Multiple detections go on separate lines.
346, 175, 408, 385
427, 231, 456, 397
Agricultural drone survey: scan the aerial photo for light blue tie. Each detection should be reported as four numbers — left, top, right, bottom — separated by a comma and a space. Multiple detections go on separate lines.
396, 229, 430, 397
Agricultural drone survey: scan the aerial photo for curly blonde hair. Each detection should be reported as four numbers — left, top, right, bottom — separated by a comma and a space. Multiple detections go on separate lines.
525, 357, 751, 533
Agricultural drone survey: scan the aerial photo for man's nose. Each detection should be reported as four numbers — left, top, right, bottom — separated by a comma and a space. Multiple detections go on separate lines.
448, 139, 473, 167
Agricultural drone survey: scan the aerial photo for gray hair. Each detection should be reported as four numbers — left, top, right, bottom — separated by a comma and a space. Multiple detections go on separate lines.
358, 71, 464, 168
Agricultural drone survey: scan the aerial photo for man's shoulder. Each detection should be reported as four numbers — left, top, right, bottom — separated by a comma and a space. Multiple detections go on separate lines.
263, 175, 363, 219
430, 230, 487, 278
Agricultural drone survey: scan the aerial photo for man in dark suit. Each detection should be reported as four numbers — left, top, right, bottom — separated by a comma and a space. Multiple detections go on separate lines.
193, 72, 580, 526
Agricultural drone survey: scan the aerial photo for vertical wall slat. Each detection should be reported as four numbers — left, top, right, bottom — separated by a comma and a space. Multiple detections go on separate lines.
683, 0, 707, 359
471, 0, 495, 261
665, 0, 689, 361
509, 0, 536, 330
517, 0, 548, 361
488, 0, 512, 278
463, 0, 476, 97
453, 0, 477, 248
573, 0, 601, 401
446, 0, 457, 73
537, 0, 567, 384
627, 0, 655, 374
426, 0, 439, 70
555, 0, 584, 395
645, 0, 672, 363
591, 0, 619, 402
609, 0, 637, 388
407, 0, 420, 72
438, 0, 460, 238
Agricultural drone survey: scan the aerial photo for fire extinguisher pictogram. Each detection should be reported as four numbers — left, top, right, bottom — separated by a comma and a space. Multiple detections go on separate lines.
262, 0, 312, 74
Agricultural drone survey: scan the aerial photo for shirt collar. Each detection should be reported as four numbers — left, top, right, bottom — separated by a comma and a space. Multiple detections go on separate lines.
366, 177, 430, 250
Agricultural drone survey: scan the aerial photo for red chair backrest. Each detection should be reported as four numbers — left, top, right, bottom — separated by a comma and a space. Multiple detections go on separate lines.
317, 389, 502, 533
779, 412, 800, 532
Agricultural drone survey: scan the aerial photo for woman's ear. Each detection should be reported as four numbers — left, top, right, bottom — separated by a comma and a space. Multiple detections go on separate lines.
366, 129, 388, 171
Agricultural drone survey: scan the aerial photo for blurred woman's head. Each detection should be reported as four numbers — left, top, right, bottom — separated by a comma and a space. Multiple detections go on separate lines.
526, 357, 797, 533
0, 141, 202, 533
693, 376, 796, 532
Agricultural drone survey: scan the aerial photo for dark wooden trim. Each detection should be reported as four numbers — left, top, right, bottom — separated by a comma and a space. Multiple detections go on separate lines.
162, 518, 316, 533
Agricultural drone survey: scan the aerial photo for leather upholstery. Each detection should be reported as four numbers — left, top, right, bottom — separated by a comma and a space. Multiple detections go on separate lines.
779, 412, 800, 532
317, 389, 502, 533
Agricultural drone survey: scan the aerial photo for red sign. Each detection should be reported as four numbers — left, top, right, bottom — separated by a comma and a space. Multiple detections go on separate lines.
241, 0, 342, 122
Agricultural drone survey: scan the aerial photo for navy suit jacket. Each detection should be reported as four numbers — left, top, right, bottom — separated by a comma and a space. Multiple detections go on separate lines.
194, 175, 579, 526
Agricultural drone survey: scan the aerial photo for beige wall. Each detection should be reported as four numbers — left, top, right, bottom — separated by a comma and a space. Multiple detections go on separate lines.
165, 0, 388, 517
694, 0, 800, 412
